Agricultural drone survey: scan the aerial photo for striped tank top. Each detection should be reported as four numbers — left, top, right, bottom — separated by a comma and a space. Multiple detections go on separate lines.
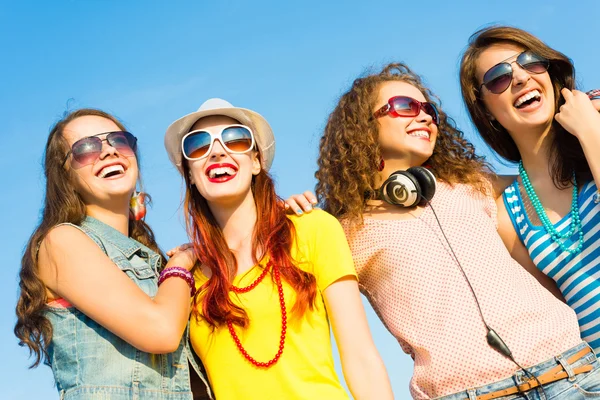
503, 179, 600, 351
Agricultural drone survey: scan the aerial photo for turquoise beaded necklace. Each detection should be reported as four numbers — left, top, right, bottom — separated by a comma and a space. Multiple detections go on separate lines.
518, 161, 584, 255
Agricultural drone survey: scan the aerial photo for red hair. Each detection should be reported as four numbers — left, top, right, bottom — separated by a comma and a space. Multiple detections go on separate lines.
182, 164, 317, 328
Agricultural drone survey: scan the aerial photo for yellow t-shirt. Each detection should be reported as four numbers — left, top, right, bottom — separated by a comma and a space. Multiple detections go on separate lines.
189, 209, 357, 400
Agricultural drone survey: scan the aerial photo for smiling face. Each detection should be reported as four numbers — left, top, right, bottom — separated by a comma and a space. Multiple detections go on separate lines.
62, 115, 138, 207
477, 43, 555, 137
375, 81, 438, 171
186, 115, 261, 206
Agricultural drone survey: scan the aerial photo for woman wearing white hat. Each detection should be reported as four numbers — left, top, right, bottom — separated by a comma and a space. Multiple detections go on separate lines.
164, 98, 393, 400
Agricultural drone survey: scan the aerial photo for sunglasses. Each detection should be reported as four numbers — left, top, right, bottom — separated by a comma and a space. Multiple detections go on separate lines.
182, 124, 255, 160
587, 89, 600, 100
373, 96, 439, 125
480, 51, 550, 95
62, 131, 137, 167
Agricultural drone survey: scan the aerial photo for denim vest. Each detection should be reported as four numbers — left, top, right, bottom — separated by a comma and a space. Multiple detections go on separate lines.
44, 217, 213, 400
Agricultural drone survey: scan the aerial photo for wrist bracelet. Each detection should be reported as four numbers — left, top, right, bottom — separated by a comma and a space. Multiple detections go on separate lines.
158, 266, 196, 296
594, 190, 600, 204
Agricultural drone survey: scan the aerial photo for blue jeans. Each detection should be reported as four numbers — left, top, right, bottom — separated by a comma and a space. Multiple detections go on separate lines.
437, 342, 600, 399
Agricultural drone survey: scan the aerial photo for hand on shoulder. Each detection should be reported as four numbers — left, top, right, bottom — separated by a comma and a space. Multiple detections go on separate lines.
284, 191, 318, 215
165, 243, 197, 272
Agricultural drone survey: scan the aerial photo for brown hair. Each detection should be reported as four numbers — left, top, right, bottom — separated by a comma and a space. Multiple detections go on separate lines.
182, 145, 317, 329
15, 109, 164, 367
459, 25, 592, 187
316, 62, 491, 221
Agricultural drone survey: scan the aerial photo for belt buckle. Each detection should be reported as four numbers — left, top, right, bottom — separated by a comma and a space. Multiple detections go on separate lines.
516, 378, 535, 393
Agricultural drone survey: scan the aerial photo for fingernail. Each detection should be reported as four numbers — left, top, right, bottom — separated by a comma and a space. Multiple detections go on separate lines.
306, 204, 312, 211
296, 209, 303, 215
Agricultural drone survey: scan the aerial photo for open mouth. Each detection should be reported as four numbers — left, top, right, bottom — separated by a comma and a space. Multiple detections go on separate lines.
514, 89, 541, 109
207, 166, 236, 179
205, 164, 238, 182
407, 130, 430, 140
97, 164, 126, 179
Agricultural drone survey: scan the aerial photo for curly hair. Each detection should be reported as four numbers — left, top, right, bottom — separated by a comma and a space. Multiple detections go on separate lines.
316, 62, 491, 222
460, 25, 591, 188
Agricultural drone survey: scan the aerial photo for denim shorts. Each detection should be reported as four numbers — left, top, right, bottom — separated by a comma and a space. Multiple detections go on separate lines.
436, 342, 600, 400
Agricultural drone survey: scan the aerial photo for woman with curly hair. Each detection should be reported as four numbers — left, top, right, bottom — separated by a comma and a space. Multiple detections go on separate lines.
460, 26, 600, 354
163, 98, 393, 400
288, 63, 599, 399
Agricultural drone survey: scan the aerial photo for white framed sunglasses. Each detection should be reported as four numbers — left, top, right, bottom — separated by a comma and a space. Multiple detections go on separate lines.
181, 124, 256, 161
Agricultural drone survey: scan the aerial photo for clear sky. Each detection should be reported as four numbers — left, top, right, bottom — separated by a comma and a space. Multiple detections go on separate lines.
2, 1, 599, 398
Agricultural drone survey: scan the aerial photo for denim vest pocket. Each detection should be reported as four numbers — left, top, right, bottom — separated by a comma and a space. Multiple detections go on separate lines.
113, 254, 158, 297
114, 254, 155, 279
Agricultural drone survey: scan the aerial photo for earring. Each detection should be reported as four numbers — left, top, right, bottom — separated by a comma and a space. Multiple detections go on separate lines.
129, 191, 147, 221
377, 158, 385, 172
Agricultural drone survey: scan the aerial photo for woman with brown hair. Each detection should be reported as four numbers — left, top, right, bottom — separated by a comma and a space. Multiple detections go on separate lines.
288, 62, 599, 399
15, 109, 211, 399
163, 98, 392, 400
460, 26, 600, 353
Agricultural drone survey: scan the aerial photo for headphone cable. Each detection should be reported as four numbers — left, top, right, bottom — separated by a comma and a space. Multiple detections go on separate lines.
426, 200, 546, 399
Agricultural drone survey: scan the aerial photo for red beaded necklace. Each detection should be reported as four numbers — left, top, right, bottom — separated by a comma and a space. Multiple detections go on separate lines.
227, 260, 287, 368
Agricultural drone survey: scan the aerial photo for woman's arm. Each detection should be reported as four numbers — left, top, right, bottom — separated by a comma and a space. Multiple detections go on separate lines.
323, 276, 394, 400
38, 225, 194, 353
495, 197, 566, 302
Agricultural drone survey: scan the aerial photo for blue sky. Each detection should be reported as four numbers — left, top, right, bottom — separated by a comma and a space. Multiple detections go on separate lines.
2, 1, 599, 398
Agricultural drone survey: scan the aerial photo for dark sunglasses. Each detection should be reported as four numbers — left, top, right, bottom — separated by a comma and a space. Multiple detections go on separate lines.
480, 51, 550, 95
182, 124, 255, 160
62, 131, 137, 167
373, 96, 439, 125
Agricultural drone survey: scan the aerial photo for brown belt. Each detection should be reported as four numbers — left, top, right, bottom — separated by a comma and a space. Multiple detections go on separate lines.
474, 346, 593, 400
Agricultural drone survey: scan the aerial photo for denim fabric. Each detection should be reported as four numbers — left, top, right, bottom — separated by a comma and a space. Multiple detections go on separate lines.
437, 342, 600, 400
45, 217, 212, 400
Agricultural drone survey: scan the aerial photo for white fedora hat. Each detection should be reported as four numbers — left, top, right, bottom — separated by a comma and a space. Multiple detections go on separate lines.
164, 98, 275, 172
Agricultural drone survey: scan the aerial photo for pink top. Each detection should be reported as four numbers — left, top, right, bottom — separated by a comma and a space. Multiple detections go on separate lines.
342, 182, 581, 399
47, 298, 72, 308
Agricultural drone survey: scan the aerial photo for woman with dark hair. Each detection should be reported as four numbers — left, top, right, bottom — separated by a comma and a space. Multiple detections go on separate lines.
460, 26, 600, 352
163, 98, 393, 400
15, 109, 212, 399
288, 62, 600, 399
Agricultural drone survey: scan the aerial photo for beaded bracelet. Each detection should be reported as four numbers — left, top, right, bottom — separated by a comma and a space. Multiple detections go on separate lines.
158, 266, 196, 297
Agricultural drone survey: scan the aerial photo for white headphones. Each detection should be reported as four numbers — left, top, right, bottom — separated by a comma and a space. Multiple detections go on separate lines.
378, 167, 437, 207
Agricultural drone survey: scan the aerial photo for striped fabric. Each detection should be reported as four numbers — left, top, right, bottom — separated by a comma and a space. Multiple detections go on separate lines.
503, 180, 600, 351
